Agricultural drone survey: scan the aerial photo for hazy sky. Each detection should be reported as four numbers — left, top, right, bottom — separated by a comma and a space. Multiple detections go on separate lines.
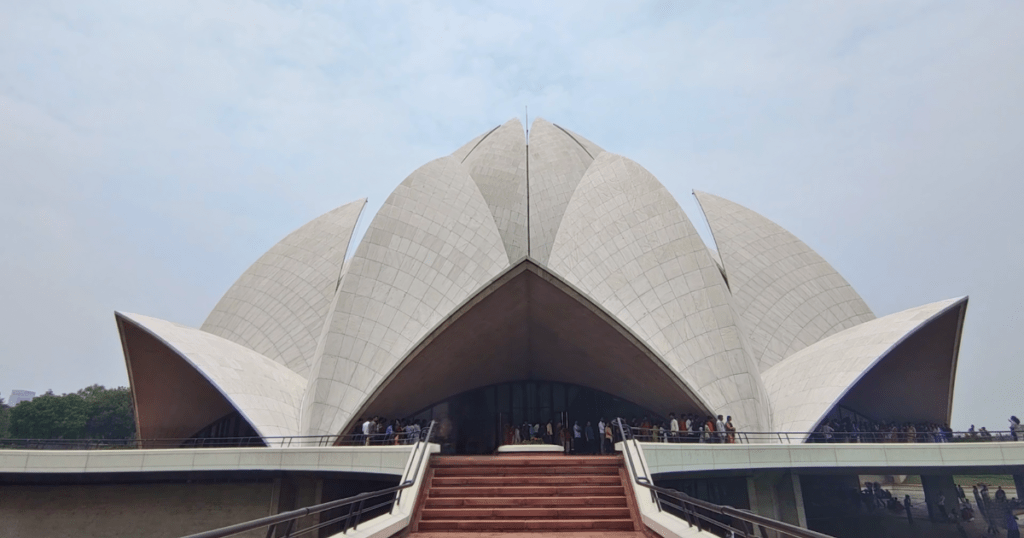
2, 1, 1021, 430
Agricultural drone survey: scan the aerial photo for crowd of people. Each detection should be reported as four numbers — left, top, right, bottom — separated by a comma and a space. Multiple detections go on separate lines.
625, 414, 739, 443
865, 481, 1021, 537
814, 414, 1024, 443
813, 417, 956, 443
501, 419, 614, 454
349, 417, 429, 445
971, 484, 1022, 537
352, 411, 1024, 450
848, 480, 1024, 536
499, 413, 742, 453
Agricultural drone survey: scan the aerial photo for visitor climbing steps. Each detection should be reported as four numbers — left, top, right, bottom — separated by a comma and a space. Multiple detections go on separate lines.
407, 454, 647, 535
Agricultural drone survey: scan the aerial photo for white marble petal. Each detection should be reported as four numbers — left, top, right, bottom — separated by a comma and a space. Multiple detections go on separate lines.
694, 191, 876, 372
450, 125, 499, 163
456, 119, 529, 261
201, 199, 366, 378
552, 123, 605, 160
118, 312, 306, 439
762, 297, 967, 438
301, 156, 510, 436
527, 118, 601, 264
548, 153, 769, 432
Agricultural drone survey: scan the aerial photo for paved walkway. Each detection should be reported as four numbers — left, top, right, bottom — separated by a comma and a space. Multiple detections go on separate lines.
836, 482, 1022, 538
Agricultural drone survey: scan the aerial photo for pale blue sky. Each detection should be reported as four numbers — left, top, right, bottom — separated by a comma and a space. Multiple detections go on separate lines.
1, 1, 1021, 430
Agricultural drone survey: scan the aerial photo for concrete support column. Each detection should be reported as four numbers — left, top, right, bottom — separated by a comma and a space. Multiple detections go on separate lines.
747, 471, 808, 536
920, 474, 957, 523
270, 474, 320, 537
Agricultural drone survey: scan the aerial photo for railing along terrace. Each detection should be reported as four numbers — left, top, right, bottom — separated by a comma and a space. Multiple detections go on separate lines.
614, 418, 835, 538
620, 425, 1017, 444
0, 429, 424, 450
178, 421, 436, 538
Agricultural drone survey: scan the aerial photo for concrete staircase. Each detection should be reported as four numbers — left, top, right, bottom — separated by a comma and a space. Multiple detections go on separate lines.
407, 454, 646, 536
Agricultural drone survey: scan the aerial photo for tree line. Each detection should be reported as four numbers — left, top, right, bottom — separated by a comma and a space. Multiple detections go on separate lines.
0, 385, 135, 440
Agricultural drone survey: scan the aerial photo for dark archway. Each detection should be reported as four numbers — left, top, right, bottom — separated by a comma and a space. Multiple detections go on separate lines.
404, 381, 663, 454
344, 260, 711, 450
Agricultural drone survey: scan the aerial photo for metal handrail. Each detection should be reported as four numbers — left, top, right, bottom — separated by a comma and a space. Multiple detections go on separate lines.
3, 426, 1012, 451
180, 421, 436, 538
618, 426, 1018, 444
614, 418, 835, 538
0, 429, 425, 450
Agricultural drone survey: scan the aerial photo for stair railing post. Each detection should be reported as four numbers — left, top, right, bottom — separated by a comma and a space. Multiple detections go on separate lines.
351, 498, 366, 531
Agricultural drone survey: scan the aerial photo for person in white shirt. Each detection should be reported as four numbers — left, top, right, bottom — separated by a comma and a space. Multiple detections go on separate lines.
821, 422, 834, 443
597, 419, 606, 453
362, 418, 374, 446
716, 415, 727, 444
669, 414, 679, 444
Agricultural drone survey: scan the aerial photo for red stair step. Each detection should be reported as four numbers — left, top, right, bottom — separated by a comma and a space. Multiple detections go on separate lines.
432, 475, 621, 487
420, 507, 632, 520
427, 485, 626, 497
433, 465, 619, 476
425, 496, 628, 508
416, 519, 636, 532
431, 456, 620, 467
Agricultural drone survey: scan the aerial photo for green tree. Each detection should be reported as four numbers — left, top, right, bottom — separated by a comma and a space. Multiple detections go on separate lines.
7, 385, 136, 440
78, 385, 135, 439
0, 397, 10, 439
9, 391, 89, 439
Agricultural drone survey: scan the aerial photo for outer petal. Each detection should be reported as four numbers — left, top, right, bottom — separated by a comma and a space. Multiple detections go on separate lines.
455, 119, 529, 261
548, 153, 769, 432
694, 191, 875, 372
450, 125, 499, 163
527, 118, 603, 263
201, 199, 367, 378
554, 123, 605, 160
117, 312, 305, 441
762, 297, 967, 439
302, 156, 510, 436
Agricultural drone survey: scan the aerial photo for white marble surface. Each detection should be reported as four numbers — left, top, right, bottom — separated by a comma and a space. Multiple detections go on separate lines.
114, 118, 968, 446
202, 199, 366, 378
549, 153, 769, 432
638, 441, 1024, 475
118, 312, 306, 438
302, 156, 511, 436
496, 444, 563, 453
0, 445, 418, 476
456, 118, 529, 261
527, 118, 602, 264
694, 191, 876, 373
762, 297, 965, 436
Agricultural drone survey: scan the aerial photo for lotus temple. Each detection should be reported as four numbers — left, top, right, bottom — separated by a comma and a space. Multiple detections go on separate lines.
4, 119, 1021, 538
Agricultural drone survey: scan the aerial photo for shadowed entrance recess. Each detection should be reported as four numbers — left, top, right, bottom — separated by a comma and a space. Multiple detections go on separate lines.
346, 261, 711, 451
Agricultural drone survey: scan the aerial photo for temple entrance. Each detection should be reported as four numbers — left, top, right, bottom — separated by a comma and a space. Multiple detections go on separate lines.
407, 381, 663, 454
346, 262, 713, 448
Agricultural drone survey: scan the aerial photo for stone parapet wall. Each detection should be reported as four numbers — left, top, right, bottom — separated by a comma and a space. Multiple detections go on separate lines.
0, 481, 274, 538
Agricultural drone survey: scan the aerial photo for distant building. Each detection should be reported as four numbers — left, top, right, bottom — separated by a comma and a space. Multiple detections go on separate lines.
7, 390, 35, 406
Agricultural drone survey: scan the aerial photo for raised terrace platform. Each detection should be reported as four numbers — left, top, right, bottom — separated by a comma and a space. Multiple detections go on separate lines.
637, 440, 1024, 477
0, 445, 415, 477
